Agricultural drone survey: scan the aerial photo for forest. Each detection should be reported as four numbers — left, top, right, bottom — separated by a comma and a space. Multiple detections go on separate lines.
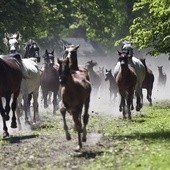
0, 0, 170, 56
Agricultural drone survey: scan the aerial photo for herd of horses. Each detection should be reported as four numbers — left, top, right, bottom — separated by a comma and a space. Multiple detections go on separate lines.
0, 33, 168, 150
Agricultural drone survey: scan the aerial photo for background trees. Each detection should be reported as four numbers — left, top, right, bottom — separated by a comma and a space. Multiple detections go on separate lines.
0, 0, 169, 56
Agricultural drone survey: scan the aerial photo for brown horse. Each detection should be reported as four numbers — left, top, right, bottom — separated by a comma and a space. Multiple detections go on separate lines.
63, 44, 89, 80
140, 58, 154, 106
57, 58, 91, 151
115, 53, 137, 120
105, 69, 118, 101
157, 66, 167, 87
40, 50, 60, 114
0, 54, 22, 137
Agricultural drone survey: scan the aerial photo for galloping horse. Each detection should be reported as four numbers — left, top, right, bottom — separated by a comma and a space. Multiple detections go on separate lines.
4, 32, 20, 53
86, 60, 101, 96
140, 58, 154, 106
114, 50, 145, 111
40, 50, 60, 114
105, 69, 118, 101
57, 58, 91, 151
115, 54, 137, 119
23, 39, 41, 63
16, 57, 41, 129
0, 53, 22, 137
63, 44, 89, 80
157, 66, 167, 87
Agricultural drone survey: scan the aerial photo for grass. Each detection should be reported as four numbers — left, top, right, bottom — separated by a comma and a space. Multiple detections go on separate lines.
83, 101, 170, 170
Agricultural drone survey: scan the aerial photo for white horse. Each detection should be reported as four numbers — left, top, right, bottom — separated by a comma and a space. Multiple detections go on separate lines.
114, 51, 145, 111
16, 57, 41, 129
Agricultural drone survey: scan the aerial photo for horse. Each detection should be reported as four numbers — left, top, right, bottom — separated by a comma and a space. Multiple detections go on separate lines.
86, 60, 101, 96
115, 55, 137, 120
16, 57, 41, 129
114, 50, 145, 111
157, 66, 167, 87
105, 69, 118, 101
40, 50, 60, 114
63, 44, 89, 80
98, 66, 106, 95
4, 32, 20, 53
140, 58, 154, 106
57, 58, 91, 151
0, 53, 23, 137
23, 39, 41, 63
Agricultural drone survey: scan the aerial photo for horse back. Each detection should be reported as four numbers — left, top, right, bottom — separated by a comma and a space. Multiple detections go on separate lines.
0, 58, 22, 96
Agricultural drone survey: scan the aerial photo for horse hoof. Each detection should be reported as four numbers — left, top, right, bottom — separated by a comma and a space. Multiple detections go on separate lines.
74, 145, 82, 152
44, 105, 48, 109
5, 115, 10, 121
66, 134, 71, 140
3, 131, 9, 138
11, 122, 17, 128
136, 106, 141, 112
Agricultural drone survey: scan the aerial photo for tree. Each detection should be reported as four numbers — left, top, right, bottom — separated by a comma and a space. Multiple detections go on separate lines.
121, 0, 170, 56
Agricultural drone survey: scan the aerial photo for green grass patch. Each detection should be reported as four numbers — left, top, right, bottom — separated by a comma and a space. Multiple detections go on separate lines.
83, 101, 170, 170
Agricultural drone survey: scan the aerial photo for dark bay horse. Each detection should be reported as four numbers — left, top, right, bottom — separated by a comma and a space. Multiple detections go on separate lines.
105, 69, 118, 101
140, 58, 154, 106
114, 51, 145, 111
86, 60, 101, 96
0, 54, 23, 137
40, 50, 60, 114
57, 58, 91, 151
4, 32, 20, 53
115, 55, 137, 120
23, 39, 41, 63
157, 66, 167, 87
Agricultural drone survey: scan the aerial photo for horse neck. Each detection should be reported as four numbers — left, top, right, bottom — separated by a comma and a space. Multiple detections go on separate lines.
158, 70, 165, 77
69, 53, 79, 70
108, 74, 116, 85
120, 65, 131, 75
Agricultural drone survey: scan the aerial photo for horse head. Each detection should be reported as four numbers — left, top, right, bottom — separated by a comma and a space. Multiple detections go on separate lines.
121, 41, 133, 57
5, 32, 20, 54
105, 69, 112, 81
86, 60, 98, 70
24, 39, 40, 62
43, 49, 55, 68
57, 58, 70, 85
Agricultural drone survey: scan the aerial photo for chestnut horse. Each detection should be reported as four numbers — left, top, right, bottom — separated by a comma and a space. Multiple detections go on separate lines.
105, 69, 118, 101
63, 44, 89, 80
0, 53, 22, 137
57, 58, 91, 151
115, 54, 137, 120
40, 50, 60, 114
140, 58, 154, 106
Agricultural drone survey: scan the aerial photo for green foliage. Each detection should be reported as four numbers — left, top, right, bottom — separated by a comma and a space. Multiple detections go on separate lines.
124, 0, 170, 56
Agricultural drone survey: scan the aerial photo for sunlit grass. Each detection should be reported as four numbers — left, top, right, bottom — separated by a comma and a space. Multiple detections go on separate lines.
83, 101, 170, 170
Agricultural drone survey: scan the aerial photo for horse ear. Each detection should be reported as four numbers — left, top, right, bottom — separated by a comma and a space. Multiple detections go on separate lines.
75, 45, 80, 50
51, 50, 54, 55
5, 33, 9, 41
106, 69, 108, 72
16, 32, 20, 39
109, 69, 112, 72
57, 58, 61, 64
117, 50, 121, 56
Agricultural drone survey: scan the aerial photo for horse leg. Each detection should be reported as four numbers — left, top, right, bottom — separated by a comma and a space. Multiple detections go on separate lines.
23, 94, 30, 124
72, 109, 83, 151
4, 94, 11, 121
16, 94, 22, 130
147, 88, 152, 106
60, 107, 71, 140
32, 89, 39, 123
27, 93, 32, 115
52, 91, 57, 115
48, 91, 52, 105
0, 98, 9, 137
42, 90, 48, 108
82, 96, 90, 142
11, 91, 20, 128
127, 90, 134, 120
